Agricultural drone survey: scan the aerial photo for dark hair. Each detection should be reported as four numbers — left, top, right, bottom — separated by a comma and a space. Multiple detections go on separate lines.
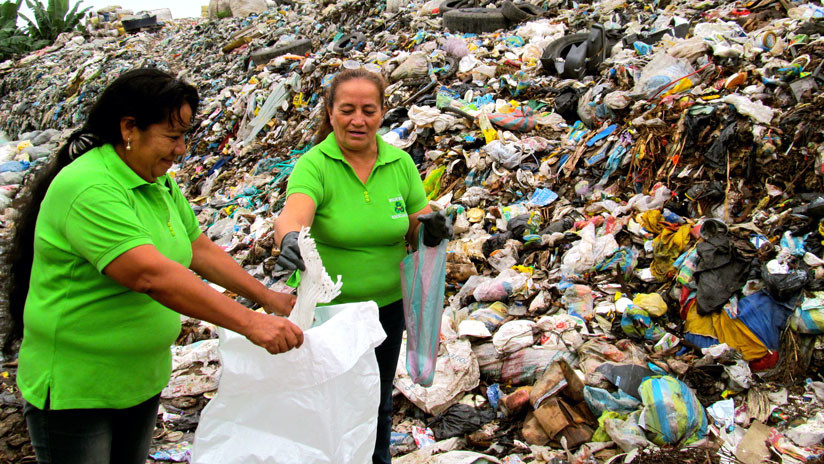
313, 68, 386, 146
2, 68, 199, 355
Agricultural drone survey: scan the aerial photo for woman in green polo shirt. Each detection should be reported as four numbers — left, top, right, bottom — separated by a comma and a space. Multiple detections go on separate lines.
5, 68, 304, 464
273, 68, 452, 464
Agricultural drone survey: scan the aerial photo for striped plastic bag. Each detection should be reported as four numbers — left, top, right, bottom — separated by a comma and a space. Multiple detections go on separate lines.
488, 107, 536, 132
400, 230, 447, 387
790, 292, 824, 334
638, 376, 708, 446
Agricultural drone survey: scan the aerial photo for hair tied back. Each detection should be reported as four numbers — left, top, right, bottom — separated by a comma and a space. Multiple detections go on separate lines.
67, 132, 100, 160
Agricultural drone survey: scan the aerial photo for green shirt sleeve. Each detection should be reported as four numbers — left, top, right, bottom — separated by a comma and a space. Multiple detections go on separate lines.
166, 176, 202, 243
63, 184, 154, 273
403, 155, 428, 214
286, 153, 323, 207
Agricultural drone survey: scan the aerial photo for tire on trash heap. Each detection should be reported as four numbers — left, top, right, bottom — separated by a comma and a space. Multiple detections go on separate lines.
540, 32, 589, 76
443, 8, 509, 35
331, 32, 367, 54
501, 1, 542, 22
439, 0, 474, 14
250, 38, 313, 65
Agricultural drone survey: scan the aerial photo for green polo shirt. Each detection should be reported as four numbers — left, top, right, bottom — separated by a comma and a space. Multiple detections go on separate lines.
286, 133, 428, 307
17, 144, 202, 410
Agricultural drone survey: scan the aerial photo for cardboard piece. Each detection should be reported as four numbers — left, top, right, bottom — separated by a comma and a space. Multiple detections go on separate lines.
735, 421, 772, 464
533, 397, 594, 448
522, 411, 550, 446
530, 359, 585, 407
501, 386, 532, 415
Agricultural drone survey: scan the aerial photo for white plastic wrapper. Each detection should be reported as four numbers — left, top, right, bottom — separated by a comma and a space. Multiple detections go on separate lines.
722, 94, 775, 125
290, 227, 342, 331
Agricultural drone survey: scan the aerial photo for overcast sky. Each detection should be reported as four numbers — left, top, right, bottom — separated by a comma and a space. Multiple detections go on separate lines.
19, 0, 206, 22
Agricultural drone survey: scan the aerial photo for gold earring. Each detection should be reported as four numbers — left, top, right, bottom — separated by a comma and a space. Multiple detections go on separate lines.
126, 139, 131, 151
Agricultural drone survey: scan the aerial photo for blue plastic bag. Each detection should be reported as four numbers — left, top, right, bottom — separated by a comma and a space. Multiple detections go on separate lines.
584, 386, 641, 416
400, 229, 447, 387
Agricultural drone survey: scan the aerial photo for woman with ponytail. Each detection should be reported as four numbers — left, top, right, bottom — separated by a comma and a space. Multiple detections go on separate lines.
273, 68, 453, 463
7, 68, 304, 463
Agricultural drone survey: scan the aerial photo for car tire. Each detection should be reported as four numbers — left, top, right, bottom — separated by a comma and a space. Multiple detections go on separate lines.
331, 32, 367, 54
250, 38, 313, 65
501, 1, 542, 22
443, 56, 458, 79
443, 8, 509, 34
439, 0, 474, 14
540, 32, 589, 76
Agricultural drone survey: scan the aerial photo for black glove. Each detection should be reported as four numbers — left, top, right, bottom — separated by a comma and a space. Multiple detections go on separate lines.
418, 211, 453, 247
275, 231, 305, 272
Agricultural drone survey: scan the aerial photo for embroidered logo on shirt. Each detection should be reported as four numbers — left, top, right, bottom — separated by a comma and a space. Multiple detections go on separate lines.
389, 196, 406, 219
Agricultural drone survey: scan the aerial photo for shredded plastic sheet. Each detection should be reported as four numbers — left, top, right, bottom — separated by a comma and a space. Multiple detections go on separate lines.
289, 227, 342, 331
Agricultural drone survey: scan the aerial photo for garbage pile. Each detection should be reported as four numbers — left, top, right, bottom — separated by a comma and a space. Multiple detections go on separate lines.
85, 6, 175, 37
2, 0, 824, 461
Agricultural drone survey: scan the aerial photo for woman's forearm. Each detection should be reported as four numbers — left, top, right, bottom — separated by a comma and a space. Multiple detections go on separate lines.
189, 234, 271, 304
104, 244, 302, 352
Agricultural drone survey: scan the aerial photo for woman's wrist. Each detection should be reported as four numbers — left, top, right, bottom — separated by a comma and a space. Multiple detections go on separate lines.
261, 290, 295, 316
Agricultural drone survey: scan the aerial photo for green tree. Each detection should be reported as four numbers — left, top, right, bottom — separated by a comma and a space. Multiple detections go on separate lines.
19, 0, 90, 44
0, 0, 44, 61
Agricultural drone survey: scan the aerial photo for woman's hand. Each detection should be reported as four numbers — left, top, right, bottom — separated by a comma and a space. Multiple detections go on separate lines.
242, 311, 304, 354
274, 231, 305, 272
418, 210, 454, 247
262, 291, 297, 316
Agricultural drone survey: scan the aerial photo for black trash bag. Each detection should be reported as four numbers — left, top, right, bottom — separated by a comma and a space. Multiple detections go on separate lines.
685, 181, 724, 203
761, 265, 810, 302
381, 107, 409, 128
805, 229, 824, 259
409, 141, 426, 166
427, 403, 497, 441
596, 363, 657, 400
809, 276, 824, 292
694, 234, 751, 315
803, 196, 824, 220
682, 112, 714, 155
703, 119, 738, 171
508, 214, 531, 240
554, 87, 582, 123
539, 216, 575, 235
482, 232, 512, 257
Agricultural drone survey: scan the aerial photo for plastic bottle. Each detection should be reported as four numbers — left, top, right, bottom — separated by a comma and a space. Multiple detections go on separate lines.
478, 112, 498, 144
382, 120, 414, 146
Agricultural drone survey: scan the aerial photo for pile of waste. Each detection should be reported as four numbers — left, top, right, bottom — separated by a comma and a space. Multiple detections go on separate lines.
2, 0, 824, 462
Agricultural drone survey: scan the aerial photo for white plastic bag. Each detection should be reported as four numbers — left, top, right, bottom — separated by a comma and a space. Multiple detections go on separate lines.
395, 338, 480, 416
492, 320, 536, 354
560, 223, 619, 276
631, 53, 695, 99
191, 302, 387, 464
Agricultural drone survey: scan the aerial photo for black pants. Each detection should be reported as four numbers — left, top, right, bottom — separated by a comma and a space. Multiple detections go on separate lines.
24, 393, 160, 464
373, 299, 405, 464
